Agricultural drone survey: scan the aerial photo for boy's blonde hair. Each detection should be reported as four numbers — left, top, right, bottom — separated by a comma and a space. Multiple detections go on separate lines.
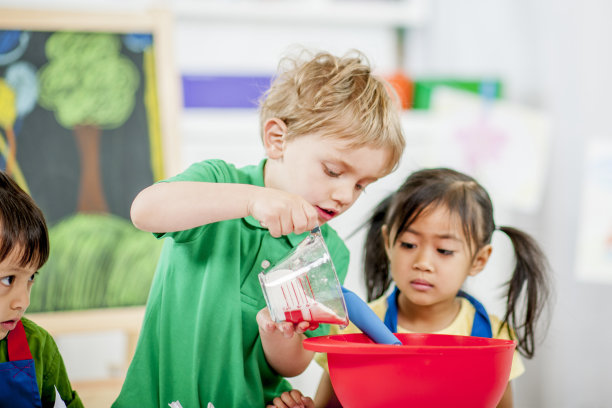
259, 49, 405, 174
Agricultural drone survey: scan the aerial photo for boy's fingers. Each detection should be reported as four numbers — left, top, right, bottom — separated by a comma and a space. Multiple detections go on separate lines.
304, 204, 319, 230
301, 396, 315, 408
289, 389, 305, 401
256, 308, 278, 333
270, 396, 289, 408
295, 321, 312, 334
278, 210, 293, 236
281, 322, 295, 338
291, 210, 309, 235
281, 391, 303, 408
294, 200, 318, 235
268, 216, 281, 238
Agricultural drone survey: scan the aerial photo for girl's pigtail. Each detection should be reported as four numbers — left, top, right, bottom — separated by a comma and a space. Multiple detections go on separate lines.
498, 226, 551, 359
363, 195, 394, 302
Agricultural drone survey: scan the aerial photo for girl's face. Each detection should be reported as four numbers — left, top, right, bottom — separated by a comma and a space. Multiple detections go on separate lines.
0, 249, 36, 340
264, 127, 391, 226
384, 205, 491, 309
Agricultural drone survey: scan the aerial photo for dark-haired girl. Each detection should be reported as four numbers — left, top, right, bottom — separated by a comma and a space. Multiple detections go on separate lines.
310, 168, 551, 408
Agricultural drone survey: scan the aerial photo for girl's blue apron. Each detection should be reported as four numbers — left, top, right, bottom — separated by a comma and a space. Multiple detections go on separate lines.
0, 320, 43, 408
383, 287, 493, 338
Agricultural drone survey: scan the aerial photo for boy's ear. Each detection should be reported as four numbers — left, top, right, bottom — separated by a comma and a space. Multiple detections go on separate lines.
469, 244, 492, 276
262, 118, 287, 159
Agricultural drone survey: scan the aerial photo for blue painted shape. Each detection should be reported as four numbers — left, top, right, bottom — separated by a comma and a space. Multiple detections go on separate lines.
0, 30, 21, 53
181, 75, 272, 108
123, 33, 153, 53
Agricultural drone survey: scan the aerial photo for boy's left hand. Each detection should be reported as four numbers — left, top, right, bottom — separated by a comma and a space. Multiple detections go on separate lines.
266, 390, 315, 408
257, 308, 319, 339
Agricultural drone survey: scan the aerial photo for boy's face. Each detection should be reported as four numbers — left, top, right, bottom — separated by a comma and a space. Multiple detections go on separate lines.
265, 131, 391, 225
0, 250, 36, 340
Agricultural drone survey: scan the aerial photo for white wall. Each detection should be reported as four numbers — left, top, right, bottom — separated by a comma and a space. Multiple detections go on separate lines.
3, 0, 611, 406
175, 2, 612, 406
405, 2, 612, 407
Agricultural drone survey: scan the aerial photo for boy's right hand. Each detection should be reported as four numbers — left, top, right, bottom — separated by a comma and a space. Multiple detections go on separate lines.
266, 390, 315, 408
247, 188, 319, 237
257, 307, 318, 339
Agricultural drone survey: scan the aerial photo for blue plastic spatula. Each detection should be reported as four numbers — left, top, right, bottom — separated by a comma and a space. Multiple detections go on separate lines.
341, 287, 401, 345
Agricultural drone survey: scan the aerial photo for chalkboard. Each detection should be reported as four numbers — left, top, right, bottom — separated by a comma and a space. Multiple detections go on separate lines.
0, 9, 180, 312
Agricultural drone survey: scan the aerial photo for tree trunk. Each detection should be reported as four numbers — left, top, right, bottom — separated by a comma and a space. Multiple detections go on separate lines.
74, 124, 108, 213
5, 127, 16, 176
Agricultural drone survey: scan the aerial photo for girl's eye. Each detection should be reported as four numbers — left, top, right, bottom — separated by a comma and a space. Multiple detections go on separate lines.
0, 276, 15, 286
355, 184, 364, 192
29, 272, 39, 282
438, 249, 454, 256
399, 242, 415, 249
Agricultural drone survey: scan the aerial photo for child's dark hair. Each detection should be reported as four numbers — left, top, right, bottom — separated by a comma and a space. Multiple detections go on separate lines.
0, 171, 49, 269
364, 167, 550, 358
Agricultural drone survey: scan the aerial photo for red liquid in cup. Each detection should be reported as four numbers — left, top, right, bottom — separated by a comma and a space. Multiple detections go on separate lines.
283, 301, 346, 325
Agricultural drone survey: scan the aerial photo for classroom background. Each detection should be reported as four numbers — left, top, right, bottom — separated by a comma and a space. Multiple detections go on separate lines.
1, 0, 611, 407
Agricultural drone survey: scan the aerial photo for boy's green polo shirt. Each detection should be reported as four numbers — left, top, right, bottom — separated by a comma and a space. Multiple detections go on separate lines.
0, 317, 83, 407
113, 159, 349, 408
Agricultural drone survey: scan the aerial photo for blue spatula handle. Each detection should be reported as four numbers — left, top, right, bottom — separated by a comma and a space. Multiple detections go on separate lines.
341, 287, 401, 345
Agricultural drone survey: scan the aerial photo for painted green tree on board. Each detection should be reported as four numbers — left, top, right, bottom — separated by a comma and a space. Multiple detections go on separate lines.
38, 32, 139, 213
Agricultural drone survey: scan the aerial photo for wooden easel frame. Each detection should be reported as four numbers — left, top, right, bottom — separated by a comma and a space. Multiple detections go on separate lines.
0, 8, 180, 406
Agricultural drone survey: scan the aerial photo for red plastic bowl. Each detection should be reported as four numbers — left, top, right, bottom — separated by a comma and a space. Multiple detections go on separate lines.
303, 333, 516, 408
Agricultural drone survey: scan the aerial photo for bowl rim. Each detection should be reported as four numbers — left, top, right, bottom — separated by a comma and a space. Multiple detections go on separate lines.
303, 332, 517, 355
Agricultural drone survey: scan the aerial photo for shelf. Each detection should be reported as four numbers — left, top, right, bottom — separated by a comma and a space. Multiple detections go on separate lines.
173, 0, 428, 28
179, 108, 437, 146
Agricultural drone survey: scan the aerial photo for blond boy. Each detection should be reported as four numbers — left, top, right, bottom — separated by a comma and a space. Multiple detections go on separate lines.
115, 49, 405, 407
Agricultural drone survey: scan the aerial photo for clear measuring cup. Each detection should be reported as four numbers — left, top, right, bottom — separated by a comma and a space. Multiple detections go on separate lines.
259, 228, 349, 328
